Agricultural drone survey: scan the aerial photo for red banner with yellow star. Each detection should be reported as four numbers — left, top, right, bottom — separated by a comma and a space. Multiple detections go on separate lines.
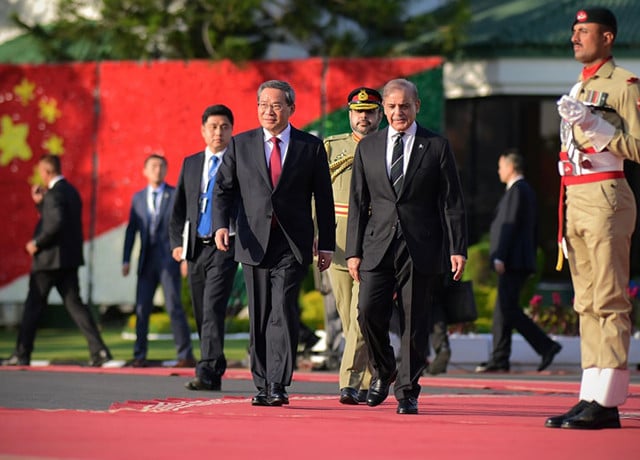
0, 57, 443, 303
0, 63, 97, 289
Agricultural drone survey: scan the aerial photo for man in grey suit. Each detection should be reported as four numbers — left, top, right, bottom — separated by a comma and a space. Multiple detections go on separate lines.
213, 80, 335, 406
345, 79, 467, 415
122, 154, 195, 368
170, 105, 239, 391
475, 150, 562, 374
3, 154, 111, 367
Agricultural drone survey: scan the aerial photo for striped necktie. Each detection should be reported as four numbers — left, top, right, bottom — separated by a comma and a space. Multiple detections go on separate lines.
390, 132, 405, 195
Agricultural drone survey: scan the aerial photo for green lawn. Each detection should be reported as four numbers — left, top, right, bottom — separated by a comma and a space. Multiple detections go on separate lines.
0, 327, 249, 364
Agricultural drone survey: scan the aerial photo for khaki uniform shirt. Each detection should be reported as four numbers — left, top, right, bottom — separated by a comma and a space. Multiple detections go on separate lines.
324, 133, 358, 270
566, 59, 640, 161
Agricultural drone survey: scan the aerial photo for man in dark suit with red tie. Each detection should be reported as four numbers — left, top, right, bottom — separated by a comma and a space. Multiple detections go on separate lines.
169, 105, 238, 391
213, 80, 335, 406
122, 154, 195, 368
345, 79, 467, 415
3, 154, 112, 367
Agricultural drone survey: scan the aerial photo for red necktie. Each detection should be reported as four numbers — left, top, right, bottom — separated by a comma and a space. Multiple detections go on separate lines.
270, 137, 282, 187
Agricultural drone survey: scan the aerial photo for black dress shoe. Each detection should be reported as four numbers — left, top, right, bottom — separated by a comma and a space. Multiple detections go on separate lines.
2, 354, 30, 366
128, 358, 148, 368
185, 376, 221, 391
545, 400, 591, 428
538, 342, 562, 372
89, 349, 112, 367
397, 397, 418, 415
357, 389, 368, 403
267, 383, 289, 406
173, 357, 197, 368
561, 401, 621, 429
303, 334, 321, 352
366, 369, 398, 407
251, 388, 269, 406
475, 361, 509, 373
339, 387, 360, 405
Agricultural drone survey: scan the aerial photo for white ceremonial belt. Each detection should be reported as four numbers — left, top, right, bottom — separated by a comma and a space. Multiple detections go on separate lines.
557, 150, 623, 177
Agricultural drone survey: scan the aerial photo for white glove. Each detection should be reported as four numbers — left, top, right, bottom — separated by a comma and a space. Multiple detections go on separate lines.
557, 95, 615, 151
557, 95, 589, 124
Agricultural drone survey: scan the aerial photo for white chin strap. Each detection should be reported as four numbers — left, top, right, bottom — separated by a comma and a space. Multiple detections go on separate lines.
579, 367, 630, 407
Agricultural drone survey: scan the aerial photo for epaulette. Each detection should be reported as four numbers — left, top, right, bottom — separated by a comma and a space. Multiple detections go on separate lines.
324, 133, 351, 143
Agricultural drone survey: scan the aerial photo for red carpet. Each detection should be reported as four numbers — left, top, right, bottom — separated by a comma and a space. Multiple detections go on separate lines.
1, 367, 639, 459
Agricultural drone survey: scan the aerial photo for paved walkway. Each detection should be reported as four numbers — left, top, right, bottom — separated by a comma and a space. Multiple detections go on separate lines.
0, 365, 638, 459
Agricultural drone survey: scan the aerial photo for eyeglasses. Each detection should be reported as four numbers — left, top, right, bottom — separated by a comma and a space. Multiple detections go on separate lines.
258, 102, 287, 113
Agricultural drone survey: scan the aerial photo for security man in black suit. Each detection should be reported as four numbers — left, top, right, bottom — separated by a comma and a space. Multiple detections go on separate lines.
169, 104, 239, 391
4, 154, 112, 367
475, 150, 562, 374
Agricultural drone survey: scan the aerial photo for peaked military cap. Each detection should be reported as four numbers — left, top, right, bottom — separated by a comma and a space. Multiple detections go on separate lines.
347, 87, 382, 111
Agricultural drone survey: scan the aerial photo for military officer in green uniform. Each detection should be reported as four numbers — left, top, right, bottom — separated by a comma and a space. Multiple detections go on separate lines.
325, 87, 384, 404
546, 7, 640, 430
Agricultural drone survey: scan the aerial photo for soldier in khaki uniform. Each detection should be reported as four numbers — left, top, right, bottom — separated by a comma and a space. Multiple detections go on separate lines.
546, 7, 640, 430
325, 87, 384, 404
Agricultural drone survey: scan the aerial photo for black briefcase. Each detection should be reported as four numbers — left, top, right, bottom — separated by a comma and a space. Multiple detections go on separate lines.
443, 280, 478, 324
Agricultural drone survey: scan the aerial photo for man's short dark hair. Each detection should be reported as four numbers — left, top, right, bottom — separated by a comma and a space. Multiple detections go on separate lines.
39, 154, 61, 175
144, 153, 167, 167
501, 149, 524, 174
202, 104, 234, 126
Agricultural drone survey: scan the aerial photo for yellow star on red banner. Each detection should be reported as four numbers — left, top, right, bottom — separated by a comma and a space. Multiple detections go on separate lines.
1, 77, 67, 169
39, 97, 62, 124
28, 165, 44, 187
14, 78, 36, 107
0, 115, 32, 165
43, 134, 65, 155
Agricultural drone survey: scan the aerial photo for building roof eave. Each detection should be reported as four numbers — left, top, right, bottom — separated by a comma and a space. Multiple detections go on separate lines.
444, 57, 640, 99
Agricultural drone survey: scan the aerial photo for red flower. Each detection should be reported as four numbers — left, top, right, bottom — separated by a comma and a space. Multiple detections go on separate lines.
529, 294, 543, 307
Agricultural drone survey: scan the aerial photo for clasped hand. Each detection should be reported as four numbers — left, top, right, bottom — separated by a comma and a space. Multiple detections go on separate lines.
557, 95, 589, 125
556, 94, 615, 151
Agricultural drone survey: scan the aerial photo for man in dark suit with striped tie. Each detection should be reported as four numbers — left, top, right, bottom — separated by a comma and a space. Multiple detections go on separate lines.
345, 79, 467, 415
170, 104, 238, 391
122, 154, 195, 368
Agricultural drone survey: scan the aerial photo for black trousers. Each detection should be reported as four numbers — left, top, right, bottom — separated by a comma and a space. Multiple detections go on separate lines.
188, 237, 238, 379
430, 297, 449, 355
490, 271, 555, 365
17, 268, 108, 359
357, 236, 439, 400
243, 227, 307, 389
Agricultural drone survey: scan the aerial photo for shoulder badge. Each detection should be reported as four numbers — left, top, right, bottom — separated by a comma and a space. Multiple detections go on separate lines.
627, 77, 639, 85
324, 133, 350, 143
